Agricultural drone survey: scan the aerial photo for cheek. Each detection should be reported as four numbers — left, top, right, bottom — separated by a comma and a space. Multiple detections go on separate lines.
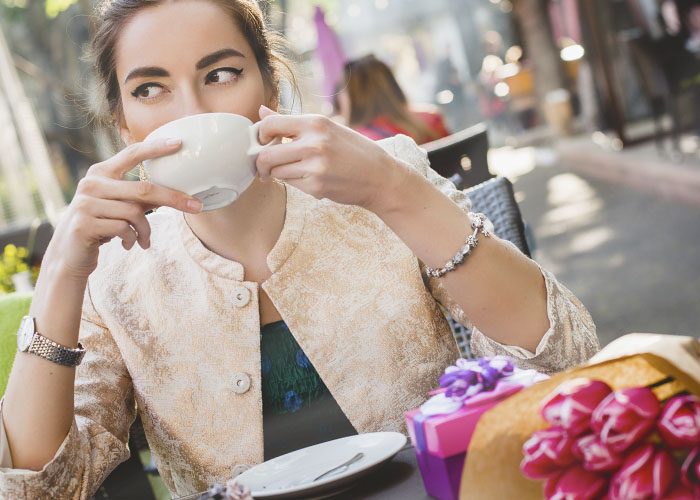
121, 106, 173, 144
219, 73, 270, 123
118, 89, 176, 144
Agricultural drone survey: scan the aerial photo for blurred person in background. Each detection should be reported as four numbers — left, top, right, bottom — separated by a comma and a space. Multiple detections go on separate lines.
336, 55, 450, 144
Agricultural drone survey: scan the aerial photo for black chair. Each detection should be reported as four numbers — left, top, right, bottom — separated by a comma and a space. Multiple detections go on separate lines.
92, 451, 155, 500
423, 123, 495, 188
466, 177, 531, 258
0, 219, 54, 264
92, 417, 156, 500
445, 177, 531, 357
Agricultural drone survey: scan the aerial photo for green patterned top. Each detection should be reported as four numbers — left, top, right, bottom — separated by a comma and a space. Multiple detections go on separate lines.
261, 320, 356, 459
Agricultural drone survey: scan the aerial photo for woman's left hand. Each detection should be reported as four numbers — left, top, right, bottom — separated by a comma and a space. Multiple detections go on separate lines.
255, 106, 407, 213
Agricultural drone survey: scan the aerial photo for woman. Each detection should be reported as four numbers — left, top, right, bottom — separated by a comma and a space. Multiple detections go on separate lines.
0, 0, 598, 497
337, 55, 450, 144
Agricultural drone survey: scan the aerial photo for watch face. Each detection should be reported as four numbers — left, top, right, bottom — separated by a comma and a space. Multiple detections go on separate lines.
17, 316, 34, 351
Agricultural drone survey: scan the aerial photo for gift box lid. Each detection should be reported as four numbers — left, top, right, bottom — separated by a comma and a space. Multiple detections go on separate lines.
406, 382, 524, 458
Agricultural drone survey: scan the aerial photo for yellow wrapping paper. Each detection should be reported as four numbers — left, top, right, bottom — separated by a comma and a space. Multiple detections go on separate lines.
460, 334, 700, 499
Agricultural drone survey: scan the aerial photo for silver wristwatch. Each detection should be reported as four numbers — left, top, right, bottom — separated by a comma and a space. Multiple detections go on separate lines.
17, 316, 86, 367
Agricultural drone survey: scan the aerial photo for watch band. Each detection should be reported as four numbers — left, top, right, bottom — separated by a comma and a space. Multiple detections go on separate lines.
28, 333, 86, 367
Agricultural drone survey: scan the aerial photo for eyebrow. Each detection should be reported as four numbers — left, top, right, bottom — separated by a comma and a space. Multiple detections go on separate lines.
123, 48, 246, 84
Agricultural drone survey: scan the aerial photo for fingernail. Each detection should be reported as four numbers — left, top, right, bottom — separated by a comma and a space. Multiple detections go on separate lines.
165, 138, 182, 146
187, 198, 203, 212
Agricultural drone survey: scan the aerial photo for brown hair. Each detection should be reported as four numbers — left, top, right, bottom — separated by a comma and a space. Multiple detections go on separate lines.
342, 55, 440, 144
89, 0, 295, 124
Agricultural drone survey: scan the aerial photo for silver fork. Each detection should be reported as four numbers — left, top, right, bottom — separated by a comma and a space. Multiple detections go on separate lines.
312, 452, 365, 482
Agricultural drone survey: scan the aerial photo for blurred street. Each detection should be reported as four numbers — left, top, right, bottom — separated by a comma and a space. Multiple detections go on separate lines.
496, 147, 700, 346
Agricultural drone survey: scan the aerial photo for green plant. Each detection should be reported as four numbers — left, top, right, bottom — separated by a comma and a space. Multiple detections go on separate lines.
0, 244, 30, 294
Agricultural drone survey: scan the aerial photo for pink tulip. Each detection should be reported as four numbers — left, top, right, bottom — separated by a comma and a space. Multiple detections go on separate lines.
543, 465, 608, 500
574, 433, 624, 472
591, 387, 661, 453
521, 426, 577, 479
658, 395, 700, 449
682, 447, 700, 487
609, 444, 677, 500
541, 378, 613, 436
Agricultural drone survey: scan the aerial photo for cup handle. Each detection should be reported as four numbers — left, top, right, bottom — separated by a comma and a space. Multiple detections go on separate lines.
248, 121, 281, 156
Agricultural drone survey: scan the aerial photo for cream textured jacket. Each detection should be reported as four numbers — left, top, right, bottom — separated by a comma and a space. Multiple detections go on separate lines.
0, 135, 599, 498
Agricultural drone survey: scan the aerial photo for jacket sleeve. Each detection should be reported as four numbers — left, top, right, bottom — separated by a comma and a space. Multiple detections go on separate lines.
0, 281, 136, 499
382, 134, 600, 374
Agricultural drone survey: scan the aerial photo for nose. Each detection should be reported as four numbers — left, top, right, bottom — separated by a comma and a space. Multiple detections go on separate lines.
178, 87, 209, 118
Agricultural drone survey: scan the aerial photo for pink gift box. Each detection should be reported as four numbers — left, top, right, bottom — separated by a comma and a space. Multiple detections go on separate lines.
406, 381, 524, 458
405, 381, 525, 500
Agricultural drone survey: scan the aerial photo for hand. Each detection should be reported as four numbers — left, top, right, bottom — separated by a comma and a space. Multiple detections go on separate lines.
44, 139, 203, 281
255, 106, 407, 212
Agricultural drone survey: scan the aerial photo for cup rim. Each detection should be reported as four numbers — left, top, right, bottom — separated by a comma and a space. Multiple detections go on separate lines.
144, 112, 254, 141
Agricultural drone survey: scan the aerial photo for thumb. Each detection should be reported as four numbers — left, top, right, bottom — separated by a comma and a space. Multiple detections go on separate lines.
259, 104, 278, 119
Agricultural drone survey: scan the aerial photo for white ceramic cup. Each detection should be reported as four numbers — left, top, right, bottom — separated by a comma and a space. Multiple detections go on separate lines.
142, 112, 270, 211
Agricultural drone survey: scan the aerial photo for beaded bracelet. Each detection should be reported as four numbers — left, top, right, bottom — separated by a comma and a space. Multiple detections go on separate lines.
425, 212, 492, 279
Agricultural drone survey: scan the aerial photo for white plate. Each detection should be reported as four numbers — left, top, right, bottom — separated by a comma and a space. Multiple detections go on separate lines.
236, 432, 407, 499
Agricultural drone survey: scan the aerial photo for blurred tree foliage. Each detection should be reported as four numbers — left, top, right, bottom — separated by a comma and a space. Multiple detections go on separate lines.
0, 0, 103, 196
45, 0, 81, 18
0, 244, 29, 293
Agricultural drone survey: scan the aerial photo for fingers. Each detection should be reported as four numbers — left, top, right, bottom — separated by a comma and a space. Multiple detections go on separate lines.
73, 214, 138, 251
76, 176, 202, 213
92, 218, 139, 251
257, 113, 331, 146
259, 105, 277, 119
85, 198, 152, 249
88, 138, 183, 180
268, 163, 308, 181
256, 141, 307, 180
282, 177, 320, 198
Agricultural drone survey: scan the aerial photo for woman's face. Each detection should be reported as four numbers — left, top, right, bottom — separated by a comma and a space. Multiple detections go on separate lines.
115, 0, 269, 144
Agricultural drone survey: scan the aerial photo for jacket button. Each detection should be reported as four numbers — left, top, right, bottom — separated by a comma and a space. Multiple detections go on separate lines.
232, 287, 251, 307
232, 372, 251, 394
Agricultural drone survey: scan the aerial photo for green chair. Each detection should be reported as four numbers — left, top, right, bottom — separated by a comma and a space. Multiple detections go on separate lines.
0, 292, 32, 396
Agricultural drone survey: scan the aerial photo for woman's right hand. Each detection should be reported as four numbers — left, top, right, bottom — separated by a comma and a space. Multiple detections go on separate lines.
45, 138, 203, 282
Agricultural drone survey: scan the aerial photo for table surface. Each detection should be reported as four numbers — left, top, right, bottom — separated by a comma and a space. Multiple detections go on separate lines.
177, 446, 431, 499
329, 446, 430, 499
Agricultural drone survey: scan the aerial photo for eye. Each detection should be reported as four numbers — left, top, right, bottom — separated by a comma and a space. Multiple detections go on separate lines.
206, 67, 243, 85
130, 84, 164, 100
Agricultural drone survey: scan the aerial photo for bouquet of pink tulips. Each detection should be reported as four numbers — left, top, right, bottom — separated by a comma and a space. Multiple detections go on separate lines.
459, 334, 700, 499
520, 378, 700, 499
